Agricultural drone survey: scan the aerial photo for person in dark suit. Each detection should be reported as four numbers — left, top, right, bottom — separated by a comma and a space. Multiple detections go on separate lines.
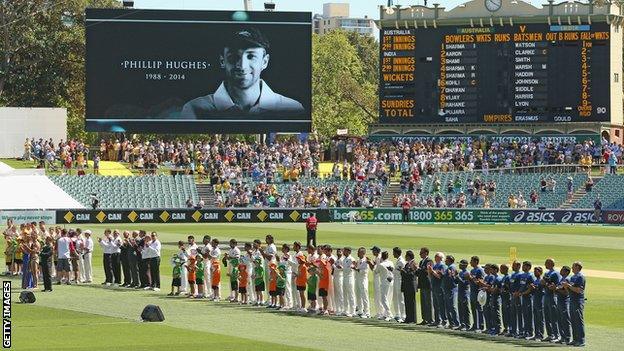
400, 250, 418, 324
120, 231, 131, 287
39, 237, 54, 292
417, 247, 434, 325
127, 231, 140, 288
135, 230, 148, 289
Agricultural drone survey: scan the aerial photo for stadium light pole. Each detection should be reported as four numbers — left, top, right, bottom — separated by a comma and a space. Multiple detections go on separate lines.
244, 0, 252, 11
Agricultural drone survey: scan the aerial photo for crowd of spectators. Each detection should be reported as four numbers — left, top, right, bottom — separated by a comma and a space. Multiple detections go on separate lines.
331, 137, 622, 176
18, 136, 624, 209
22, 136, 623, 176
213, 178, 386, 208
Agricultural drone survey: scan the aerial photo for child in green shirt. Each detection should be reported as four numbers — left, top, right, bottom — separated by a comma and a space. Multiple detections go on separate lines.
168, 254, 183, 296
307, 266, 319, 312
277, 263, 287, 309
253, 258, 265, 306
196, 258, 205, 298
229, 258, 240, 303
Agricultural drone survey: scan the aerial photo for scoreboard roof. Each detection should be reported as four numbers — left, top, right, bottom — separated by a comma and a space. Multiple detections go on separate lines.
378, 0, 621, 28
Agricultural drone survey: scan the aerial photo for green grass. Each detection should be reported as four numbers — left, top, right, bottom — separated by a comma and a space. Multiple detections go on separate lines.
8, 223, 624, 350
0, 158, 64, 176
11, 304, 311, 351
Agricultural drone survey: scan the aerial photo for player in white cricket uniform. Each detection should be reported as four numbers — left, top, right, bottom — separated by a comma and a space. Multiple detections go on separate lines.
199, 236, 212, 297
280, 244, 293, 309
376, 251, 394, 321
208, 238, 221, 300
392, 247, 406, 322
262, 235, 277, 304
225, 239, 241, 301
332, 248, 344, 315
355, 247, 371, 318
251, 239, 263, 304
342, 247, 356, 317
370, 246, 382, 318
241, 242, 255, 304
288, 242, 303, 309
184, 236, 198, 295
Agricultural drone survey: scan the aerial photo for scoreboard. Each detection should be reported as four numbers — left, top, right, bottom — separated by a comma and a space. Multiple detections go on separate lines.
379, 23, 611, 124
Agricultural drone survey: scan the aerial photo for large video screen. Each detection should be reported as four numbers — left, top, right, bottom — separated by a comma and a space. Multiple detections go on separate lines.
379, 23, 611, 124
86, 9, 311, 133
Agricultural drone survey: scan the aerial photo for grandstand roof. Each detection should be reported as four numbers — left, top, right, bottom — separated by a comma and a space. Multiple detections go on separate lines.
0, 174, 84, 210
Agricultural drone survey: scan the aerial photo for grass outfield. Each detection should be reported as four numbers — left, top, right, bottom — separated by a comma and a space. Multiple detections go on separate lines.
6, 223, 624, 350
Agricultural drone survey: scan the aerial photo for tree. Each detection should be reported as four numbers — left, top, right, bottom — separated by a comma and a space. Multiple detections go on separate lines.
312, 30, 378, 142
345, 30, 379, 85
1, 5, 380, 144
0, 0, 119, 143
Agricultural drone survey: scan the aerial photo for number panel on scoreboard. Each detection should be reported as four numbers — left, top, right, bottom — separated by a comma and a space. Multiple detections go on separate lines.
379, 23, 611, 124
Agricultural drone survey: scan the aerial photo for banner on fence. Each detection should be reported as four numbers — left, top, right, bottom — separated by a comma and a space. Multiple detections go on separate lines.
602, 210, 624, 224
0, 207, 612, 225
331, 208, 511, 223
330, 208, 602, 224
0, 210, 56, 224
55, 208, 329, 224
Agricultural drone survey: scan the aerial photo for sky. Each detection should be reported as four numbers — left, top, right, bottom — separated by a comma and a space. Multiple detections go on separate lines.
132, 0, 473, 19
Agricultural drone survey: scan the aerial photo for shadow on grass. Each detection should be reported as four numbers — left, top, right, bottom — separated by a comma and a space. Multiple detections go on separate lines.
148, 297, 561, 348
5, 274, 561, 348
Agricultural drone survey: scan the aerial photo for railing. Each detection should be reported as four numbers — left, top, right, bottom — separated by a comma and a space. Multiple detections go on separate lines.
14, 154, 623, 180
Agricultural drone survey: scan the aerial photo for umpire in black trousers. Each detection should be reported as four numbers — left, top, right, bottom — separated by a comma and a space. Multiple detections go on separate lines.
401, 250, 418, 323
417, 247, 434, 325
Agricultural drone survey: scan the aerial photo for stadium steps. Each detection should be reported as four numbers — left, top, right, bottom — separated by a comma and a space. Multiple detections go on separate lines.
560, 187, 588, 209
571, 174, 624, 209
380, 182, 401, 206
196, 183, 215, 206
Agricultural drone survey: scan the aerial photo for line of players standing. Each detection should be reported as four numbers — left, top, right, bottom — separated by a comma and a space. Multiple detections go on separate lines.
414, 251, 587, 347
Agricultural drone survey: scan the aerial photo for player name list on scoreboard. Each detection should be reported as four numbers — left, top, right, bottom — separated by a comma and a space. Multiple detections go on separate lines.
379, 24, 611, 124
380, 29, 417, 119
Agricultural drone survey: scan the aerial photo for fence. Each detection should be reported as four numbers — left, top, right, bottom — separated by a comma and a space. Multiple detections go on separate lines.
8, 207, 615, 224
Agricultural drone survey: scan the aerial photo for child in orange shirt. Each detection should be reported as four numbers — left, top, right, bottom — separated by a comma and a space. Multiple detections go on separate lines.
186, 256, 197, 298
238, 262, 249, 304
295, 252, 308, 312
210, 258, 221, 301
268, 260, 278, 308
318, 257, 332, 315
